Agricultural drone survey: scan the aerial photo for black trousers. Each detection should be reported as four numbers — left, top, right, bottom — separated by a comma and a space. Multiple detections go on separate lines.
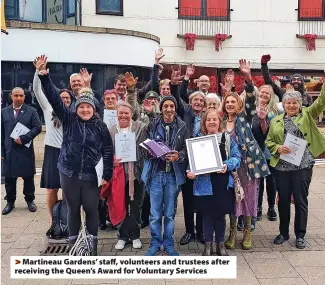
60, 172, 100, 238
181, 178, 203, 235
258, 163, 277, 209
5, 176, 35, 204
273, 168, 313, 239
141, 189, 151, 225
203, 215, 226, 243
119, 180, 144, 241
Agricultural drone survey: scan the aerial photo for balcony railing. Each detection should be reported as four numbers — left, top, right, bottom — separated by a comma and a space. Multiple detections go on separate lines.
298, 9, 325, 37
178, 7, 231, 38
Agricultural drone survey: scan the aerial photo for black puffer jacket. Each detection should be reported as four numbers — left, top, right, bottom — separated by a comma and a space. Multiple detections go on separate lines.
39, 73, 113, 183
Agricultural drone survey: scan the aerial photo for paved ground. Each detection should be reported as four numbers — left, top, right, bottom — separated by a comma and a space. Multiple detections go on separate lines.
1, 166, 325, 285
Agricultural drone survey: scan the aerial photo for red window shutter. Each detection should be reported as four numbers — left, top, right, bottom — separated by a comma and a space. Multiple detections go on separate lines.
300, 0, 323, 18
207, 0, 228, 17
179, 0, 202, 17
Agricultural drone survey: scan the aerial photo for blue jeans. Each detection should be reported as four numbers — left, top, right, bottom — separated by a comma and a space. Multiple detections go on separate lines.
148, 171, 179, 248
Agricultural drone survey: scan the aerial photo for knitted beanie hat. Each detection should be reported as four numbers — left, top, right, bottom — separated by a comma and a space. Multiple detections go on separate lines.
159, 95, 178, 111
75, 88, 95, 110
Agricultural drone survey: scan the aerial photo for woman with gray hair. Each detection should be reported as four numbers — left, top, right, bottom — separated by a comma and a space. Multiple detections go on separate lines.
265, 84, 325, 249
206, 93, 221, 111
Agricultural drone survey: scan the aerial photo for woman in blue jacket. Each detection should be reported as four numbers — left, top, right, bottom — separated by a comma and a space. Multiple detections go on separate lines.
35, 56, 113, 256
187, 109, 241, 256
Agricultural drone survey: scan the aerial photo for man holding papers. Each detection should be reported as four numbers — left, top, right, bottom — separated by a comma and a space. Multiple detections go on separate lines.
1, 87, 42, 215
266, 85, 325, 249
142, 96, 190, 256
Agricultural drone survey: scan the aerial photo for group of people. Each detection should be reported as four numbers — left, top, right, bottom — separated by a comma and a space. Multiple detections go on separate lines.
1, 50, 325, 257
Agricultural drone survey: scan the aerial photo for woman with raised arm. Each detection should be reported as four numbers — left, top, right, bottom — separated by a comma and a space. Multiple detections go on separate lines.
35, 56, 113, 256
265, 83, 325, 249
223, 60, 270, 250
33, 58, 73, 237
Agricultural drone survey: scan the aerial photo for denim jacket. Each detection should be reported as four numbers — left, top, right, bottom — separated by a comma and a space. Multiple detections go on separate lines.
192, 133, 241, 196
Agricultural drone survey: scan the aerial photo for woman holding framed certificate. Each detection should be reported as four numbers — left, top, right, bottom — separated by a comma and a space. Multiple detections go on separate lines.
266, 84, 325, 249
187, 110, 241, 256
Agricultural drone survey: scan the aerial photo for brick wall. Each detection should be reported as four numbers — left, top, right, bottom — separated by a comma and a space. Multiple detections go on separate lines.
34, 126, 46, 168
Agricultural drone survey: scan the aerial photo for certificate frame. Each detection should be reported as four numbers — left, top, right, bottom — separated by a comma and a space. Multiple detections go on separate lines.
186, 134, 223, 175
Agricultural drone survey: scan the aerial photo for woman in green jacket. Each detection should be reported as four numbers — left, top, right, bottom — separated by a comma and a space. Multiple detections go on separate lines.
265, 83, 325, 249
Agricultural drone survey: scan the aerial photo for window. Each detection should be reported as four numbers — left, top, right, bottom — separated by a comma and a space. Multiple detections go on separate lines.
299, 0, 325, 20
4, 0, 18, 19
96, 0, 123, 16
179, 0, 229, 20
68, 0, 76, 16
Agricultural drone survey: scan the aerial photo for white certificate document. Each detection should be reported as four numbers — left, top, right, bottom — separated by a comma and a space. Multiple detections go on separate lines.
95, 157, 104, 187
191, 139, 218, 171
10, 122, 31, 148
103, 110, 118, 129
115, 132, 136, 162
280, 133, 307, 166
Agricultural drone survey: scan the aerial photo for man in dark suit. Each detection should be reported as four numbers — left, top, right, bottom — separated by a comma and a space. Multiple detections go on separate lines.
1, 87, 42, 215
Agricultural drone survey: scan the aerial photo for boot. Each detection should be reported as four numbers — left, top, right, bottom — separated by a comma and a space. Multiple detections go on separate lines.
202, 242, 213, 256
225, 229, 236, 249
242, 228, 252, 250
92, 237, 98, 256
216, 242, 228, 256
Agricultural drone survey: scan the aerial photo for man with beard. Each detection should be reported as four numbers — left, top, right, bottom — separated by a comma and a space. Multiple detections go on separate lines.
179, 64, 211, 103
171, 66, 207, 245
261, 54, 313, 106
143, 96, 189, 256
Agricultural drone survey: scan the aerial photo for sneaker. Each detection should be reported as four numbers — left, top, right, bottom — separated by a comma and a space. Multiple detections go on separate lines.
146, 246, 160, 256
274, 234, 289, 245
132, 239, 142, 249
115, 240, 126, 250
164, 246, 180, 256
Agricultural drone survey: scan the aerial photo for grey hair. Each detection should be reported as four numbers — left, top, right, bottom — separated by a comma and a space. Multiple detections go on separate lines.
282, 91, 303, 109
189, 91, 206, 106
11, 87, 24, 93
206, 93, 221, 104
117, 101, 134, 114
70, 73, 82, 82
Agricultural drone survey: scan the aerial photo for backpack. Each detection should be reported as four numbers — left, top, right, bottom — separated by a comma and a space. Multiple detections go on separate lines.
50, 199, 69, 239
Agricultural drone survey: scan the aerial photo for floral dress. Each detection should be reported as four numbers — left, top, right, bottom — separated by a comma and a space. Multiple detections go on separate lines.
228, 127, 258, 217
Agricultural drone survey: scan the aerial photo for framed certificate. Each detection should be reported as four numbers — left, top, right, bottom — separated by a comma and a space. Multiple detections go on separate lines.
186, 134, 223, 175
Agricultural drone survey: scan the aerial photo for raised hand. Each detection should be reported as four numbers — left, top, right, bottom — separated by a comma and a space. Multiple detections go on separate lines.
257, 106, 267, 120
220, 69, 234, 94
79, 68, 93, 88
285, 84, 294, 91
185, 63, 195, 80
239, 59, 251, 76
155, 48, 165, 64
170, 65, 184, 85
124, 72, 138, 89
261, 54, 271, 64
33, 55, 48, 71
